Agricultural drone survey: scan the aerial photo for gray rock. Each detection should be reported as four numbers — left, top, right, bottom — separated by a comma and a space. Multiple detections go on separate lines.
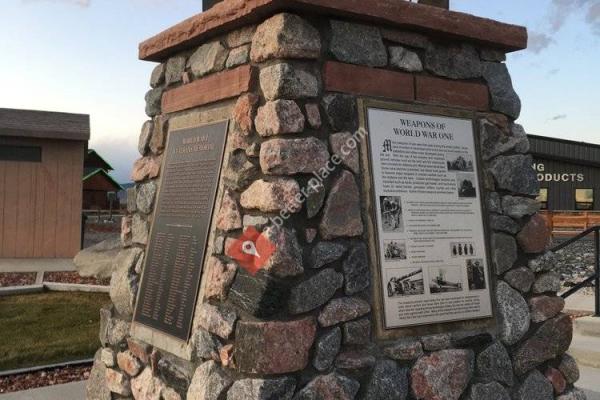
138, 120, 153, 156
136, 181, 157, 214
306, 182, 326, 219
335, 351, 377, 370
187, 361, 232, 400
261, 225, 304, 278
533, 271, 561, 293
330, 20, 387, 67
421, 334, 451, 351
511, 124, 531, 153
228, 269, 287, 318
423, 43, 482, 79
227, 377, 296, 400
342, 242, 370, 294
99, 308, 131, 347
383, 339, 424, 361
490, 214, 520, 234
150, 63, 165, 88
132, 214, 149, 245
165, 55, 186, 86
515, 370, 553, 400
487, 192, 503, 214
558, 354, 580, 384
491, 233, 517, 275
288, 268, 344, 314
188, 41, 228, 78
468, 382, 510, 400
364, 360, 409, 400
260, 62, 320, 100
109, 250, 140, 317
194, 304, 237, 339
294, 373, 359, 400
529, 295, 565, 322
100, 348, 115, 368
489, 155, 539, 196
243, 215, 270, 229
318, 297, 371, 327
483, 62, 522, 120
495, 281, 530, 345
260, 137, 330, 175
342, 317, 371, 345
310, 241, 348, 269
250, 13, 321, 63
528, 252, 558, 273
145, 87, 163, 117
480, 48, 507, 62
226, 45, 250, 69
86, 350, 111, 400
476, 341, 514, 386
410, 349, 474, 400
502, 195, 541, 219
74, 237, 122, 279
504, 267, 535, 293
319, 172, 363, 240
513, 314, 573, 375
223, 150, 259, 191
322, 93, 357, 132
193, 329, 222, 361
557, 389, 587, 400
389, 46, 423, 72
480, 120, 529, 161
312, 327, 342, 371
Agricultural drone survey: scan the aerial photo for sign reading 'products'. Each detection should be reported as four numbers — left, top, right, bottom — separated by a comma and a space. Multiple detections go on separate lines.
365, 106, 493, 330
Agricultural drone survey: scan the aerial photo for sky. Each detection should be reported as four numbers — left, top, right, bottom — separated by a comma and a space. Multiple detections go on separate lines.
1, 0, 599, 183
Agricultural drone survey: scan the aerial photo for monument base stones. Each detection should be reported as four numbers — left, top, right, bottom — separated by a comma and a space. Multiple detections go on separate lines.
89, 1, 583, 399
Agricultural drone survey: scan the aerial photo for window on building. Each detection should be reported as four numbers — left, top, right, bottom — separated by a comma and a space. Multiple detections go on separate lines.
575, 189, 594, 210
537, 188, 548, 210
0, 145, 42, 162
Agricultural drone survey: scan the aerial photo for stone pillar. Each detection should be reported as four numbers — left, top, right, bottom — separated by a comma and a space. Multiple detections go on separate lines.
87, 1, 585, 400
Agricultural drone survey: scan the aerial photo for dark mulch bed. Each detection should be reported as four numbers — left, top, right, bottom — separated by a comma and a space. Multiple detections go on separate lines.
0, 273, 37, 288
43, 272, 110, 286
0, 364, 91, 394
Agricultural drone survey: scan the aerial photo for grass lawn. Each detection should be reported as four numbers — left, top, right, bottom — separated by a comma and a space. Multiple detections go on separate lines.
0, 292, 110, 371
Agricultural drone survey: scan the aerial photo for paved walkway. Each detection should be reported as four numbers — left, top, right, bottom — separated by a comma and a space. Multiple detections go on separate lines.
566, 292, 596, 313
578, 365, 600, 399
0, 259, 75, 273
0, 382, 85, 400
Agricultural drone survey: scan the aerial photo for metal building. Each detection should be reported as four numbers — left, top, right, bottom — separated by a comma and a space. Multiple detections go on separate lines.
529, 134, 600, 212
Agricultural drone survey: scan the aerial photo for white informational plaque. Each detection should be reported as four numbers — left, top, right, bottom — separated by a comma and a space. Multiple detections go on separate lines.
365, 106, 493, 330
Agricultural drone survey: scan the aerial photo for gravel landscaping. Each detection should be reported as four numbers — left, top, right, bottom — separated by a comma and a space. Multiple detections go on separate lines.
0, 364, 91, 394
554, 238, 597, 295
0, 273, 37, 288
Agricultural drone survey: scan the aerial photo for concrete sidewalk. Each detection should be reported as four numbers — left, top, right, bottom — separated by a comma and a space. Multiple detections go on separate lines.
0, 259, 75, 273
0, 381, 85, 400
566, 292, 596, 313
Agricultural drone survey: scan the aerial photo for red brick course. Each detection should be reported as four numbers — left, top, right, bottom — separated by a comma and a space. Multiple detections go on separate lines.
324, 62, 414, 101
161, 65, 254, 114
415, 75, 489, 111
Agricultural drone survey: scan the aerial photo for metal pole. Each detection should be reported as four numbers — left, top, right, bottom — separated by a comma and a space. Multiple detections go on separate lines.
596, 229, 600, 317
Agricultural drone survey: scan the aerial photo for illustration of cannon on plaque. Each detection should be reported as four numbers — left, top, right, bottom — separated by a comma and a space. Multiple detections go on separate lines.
429, 267, 463, 294
379, 196, 404, 232
386, 268, 424, 297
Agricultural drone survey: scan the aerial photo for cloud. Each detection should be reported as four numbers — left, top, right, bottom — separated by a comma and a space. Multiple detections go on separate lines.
586, 2, 600, 33
548, 0, 600, 34
550, 114, 568, 121
528, 31, 555, 53
22, 0, 90, 7
548, 68, 560, 75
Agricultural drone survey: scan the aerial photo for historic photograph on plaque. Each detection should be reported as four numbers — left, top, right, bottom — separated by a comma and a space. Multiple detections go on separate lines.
364, 104, 493, 330
133, 120, 228, 342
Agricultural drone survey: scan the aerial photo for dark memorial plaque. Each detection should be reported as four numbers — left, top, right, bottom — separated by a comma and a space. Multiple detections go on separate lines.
133, 121, 228, 341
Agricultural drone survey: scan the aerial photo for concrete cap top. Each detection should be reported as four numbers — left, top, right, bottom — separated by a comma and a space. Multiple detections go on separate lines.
139, 0, 528, 62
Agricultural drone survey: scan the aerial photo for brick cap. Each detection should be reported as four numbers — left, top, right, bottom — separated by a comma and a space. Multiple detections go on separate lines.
139, 0, 527, 62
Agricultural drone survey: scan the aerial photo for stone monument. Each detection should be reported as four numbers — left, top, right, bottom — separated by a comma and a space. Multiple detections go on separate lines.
87, 1, 586, 399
